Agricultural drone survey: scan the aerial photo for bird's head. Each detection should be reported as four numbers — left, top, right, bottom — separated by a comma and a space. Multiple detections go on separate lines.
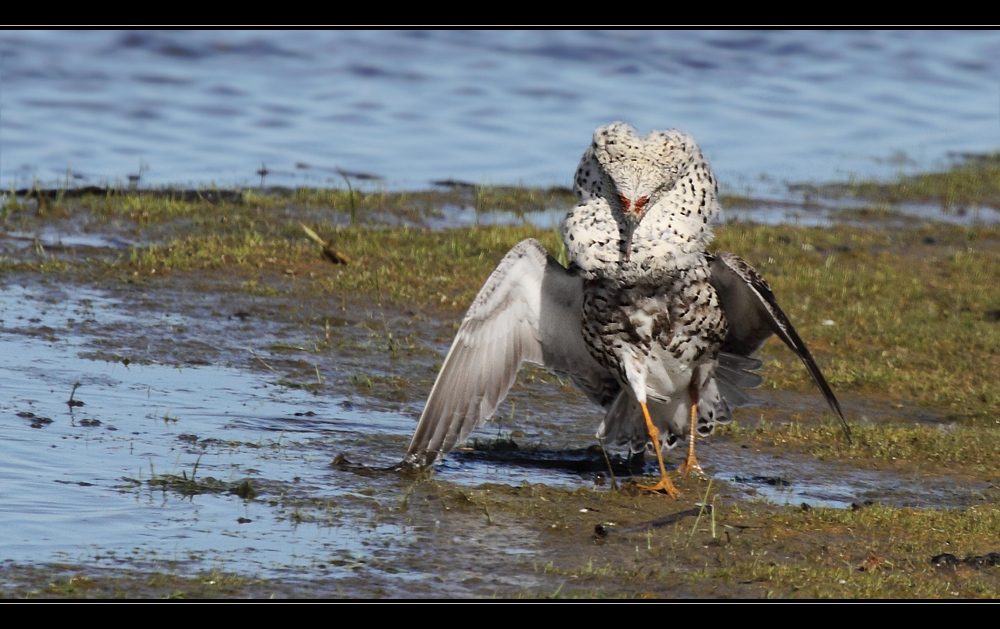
572, 122, 714, 265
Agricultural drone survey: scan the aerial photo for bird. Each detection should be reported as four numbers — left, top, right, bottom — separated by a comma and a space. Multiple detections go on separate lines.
402, 122, 850, 497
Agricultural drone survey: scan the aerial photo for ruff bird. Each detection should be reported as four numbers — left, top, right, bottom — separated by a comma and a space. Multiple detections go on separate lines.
403, 122, 850, 497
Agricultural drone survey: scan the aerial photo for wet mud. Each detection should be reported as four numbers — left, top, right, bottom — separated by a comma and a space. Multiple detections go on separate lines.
2, 194, 1000, 598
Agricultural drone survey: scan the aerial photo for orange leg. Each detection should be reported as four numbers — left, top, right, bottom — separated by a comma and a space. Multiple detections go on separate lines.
677, 379, 705, 478
635, 401, 682, 498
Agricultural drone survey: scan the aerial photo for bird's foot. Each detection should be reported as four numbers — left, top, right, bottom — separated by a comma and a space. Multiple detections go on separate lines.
676, 454, 705, 479
635, 476, 682, 499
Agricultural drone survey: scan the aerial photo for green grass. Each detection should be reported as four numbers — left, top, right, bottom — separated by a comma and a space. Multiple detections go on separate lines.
719, 419, 1000, 470
3, 184, 576, 225
714, 224, 1000, 420
802, 151, 1000, 209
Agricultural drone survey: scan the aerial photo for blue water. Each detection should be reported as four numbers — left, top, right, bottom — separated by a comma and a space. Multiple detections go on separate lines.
2, 30, 999, 193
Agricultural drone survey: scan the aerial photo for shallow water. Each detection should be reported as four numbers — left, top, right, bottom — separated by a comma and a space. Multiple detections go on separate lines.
0, 281, 616, 583
3, 30, 999, 193
0, 284, 413, 577
703, 438, 990, 510
722, 197, 1000, 228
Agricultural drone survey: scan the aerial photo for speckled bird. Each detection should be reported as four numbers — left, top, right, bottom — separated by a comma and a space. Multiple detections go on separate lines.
403, 122, 850, 496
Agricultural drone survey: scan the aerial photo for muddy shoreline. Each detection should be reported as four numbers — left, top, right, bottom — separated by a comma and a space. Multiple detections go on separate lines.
2, 183, 1000, 598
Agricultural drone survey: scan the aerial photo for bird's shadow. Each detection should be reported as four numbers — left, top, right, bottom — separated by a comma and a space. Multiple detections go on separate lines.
444, 445, 658, 477
330, 446, 662, 481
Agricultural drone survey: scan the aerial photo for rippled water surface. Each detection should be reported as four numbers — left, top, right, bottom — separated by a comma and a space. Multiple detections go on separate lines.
3, 30, 999, 192
0, 285, 409, 576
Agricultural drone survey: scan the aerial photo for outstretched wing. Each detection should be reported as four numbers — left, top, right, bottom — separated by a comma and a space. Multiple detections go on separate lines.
708, 251, 851, 442
403, 239, 618, 468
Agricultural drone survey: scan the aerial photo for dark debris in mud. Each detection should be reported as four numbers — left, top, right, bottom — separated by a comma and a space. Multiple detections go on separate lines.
17, 411, 54, 429
931, 552, 1000, 570
594, 506, 709, 538
733, 475, 792, 488
14, 186, 246, 204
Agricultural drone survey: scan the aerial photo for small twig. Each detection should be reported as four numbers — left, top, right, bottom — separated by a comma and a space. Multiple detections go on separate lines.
710, 494, 718, 539
248, 347, 282, 375
300, 223, 326, 247
67, 382, 85, 409
597, 438, 619, 491
594, 507, 706, 538
549, 582, 564, 599
372, 268, 399, 357
300, 223, 351, 264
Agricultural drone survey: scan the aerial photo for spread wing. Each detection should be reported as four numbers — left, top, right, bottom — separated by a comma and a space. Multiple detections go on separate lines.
708, 251, 852, 443
403, 238, 618, 468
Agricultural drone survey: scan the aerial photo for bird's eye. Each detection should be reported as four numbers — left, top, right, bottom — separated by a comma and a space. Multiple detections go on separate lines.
634, 196, 649, 212
617, 193, 631, 212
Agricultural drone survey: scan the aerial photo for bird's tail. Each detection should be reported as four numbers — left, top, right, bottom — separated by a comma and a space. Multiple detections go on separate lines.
596, 352, 763, 454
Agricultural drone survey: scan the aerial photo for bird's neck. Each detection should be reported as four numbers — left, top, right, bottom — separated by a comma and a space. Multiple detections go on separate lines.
561, 198, 715, 280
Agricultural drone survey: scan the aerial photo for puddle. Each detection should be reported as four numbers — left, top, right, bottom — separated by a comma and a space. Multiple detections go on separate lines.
722, 197, 1000, 228
0, 282, 589, 592
416, 198, 1000, 231
701, 443, 991, 510
2, 230, 139, 251
422, 205, 567, 231
0, 284, 419, 579
370, 196, 1000, 231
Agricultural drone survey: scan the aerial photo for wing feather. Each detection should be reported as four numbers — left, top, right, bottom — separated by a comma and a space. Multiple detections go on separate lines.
709, 251, 852, 443
403, 238, 617, 468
